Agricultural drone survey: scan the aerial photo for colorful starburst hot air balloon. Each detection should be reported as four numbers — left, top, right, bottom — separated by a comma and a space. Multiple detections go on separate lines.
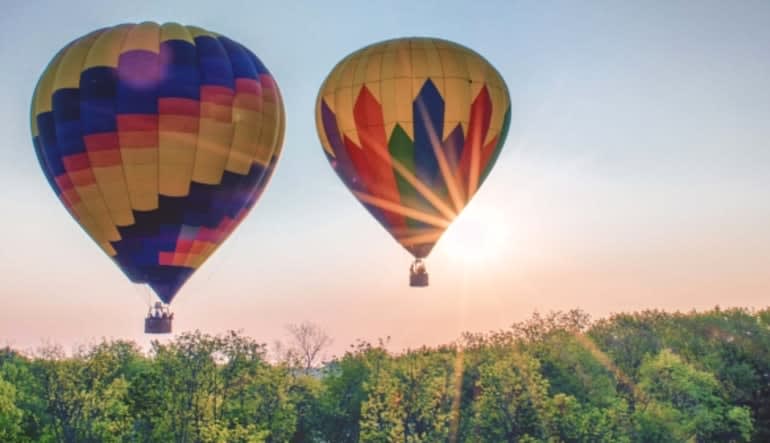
30, 22, 285, 332
315, 37, 510, 287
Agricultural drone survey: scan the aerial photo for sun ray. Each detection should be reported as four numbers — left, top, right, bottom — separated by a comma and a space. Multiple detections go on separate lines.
572, 333, 648, 404
367, 145, 458, 221
353, 191, 452, 228
449, 346, 464, 443
395, 229, 445, 246
415, 99, 466, 212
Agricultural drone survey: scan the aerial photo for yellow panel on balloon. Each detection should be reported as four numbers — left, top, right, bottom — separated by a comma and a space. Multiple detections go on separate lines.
192, 119, 233, 185
84, 25, 131, 69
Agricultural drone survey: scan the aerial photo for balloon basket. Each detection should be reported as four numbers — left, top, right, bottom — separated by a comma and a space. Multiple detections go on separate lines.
144, 302, 173, 334
409, 259, 429, 287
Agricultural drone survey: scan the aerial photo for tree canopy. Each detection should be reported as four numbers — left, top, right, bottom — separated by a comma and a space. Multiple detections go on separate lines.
0, 306, 768, 442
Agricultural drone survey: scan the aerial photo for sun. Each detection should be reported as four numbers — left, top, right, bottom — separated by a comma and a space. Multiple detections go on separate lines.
440, 203, 510, 266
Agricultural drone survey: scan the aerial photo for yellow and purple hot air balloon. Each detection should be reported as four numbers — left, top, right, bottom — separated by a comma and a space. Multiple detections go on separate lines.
315, 37, 510, 287
30, 22, 285, 332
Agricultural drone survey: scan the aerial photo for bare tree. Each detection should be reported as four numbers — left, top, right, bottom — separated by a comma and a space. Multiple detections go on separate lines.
271, 339, 300, 367
285, 321, 332, 374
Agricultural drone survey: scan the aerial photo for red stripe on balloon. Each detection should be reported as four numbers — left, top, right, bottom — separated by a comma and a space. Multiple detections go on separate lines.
54, 173, 80, 206
190, 241, 206, 254
69, 169, 97, 187
158, 252, 174, 266
197, 227, 217, 243
159, 98, 200, 116
55, 174, 74, 191
234, 94, 262, 112
200, 85, 234, 106
200, 89, 234, 122
213, 217, 234, 243
235, 78, 260, 94
62, 153, 91, 171
353, 86, 406, 230
260, 75, 278, 105
260, 75, 276, 91
458, 85, 492, 191
61, 190, 80, 206
117, 114, 159, 131
343, 135, 372, 192
234, 78, 262, 112
119, 133, 158, 148
479, 135, 500, 178
84, 133, 120, 151
84, 133, 122, 167
88, 150, 122, 167
117, 114, 159, 149
176, 239, 193, 254
159, 115, 199, 133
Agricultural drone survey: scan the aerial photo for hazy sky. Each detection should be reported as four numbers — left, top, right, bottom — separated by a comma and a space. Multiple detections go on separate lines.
1, 0, 769, 356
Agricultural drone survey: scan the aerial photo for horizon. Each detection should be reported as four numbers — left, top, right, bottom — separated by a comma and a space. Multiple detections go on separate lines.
1, 305, 765, 361
1, 0, 769, 358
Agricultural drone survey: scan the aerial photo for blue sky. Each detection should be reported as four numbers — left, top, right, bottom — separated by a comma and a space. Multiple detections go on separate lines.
1, 1, 768, 354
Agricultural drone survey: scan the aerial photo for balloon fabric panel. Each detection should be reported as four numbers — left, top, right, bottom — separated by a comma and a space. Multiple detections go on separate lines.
31, 23, 285, 303
316, 37, 510, 259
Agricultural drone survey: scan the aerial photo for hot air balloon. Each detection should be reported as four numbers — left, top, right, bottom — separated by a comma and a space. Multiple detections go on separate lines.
30, 22, 285, 332
315, 37, 510, 286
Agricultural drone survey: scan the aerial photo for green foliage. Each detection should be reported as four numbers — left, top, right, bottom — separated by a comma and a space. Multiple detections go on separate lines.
0, 373, 23, 441
512, 312, 619, 407
33, 347, 130, 442
0, 308, 768, 441
470, 351, 549, 442
636, 348, 753, 442
0, 349, 47, 441
359, 363, 404, 443
316, 341, 385, 443
549, 394, 631, 443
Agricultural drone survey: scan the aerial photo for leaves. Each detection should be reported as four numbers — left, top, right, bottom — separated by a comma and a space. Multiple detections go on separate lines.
0, 308, 767, 441
0, 374, 22, 441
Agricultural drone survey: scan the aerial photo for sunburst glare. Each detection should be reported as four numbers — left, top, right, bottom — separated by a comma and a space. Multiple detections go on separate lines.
439, 201, 511, 266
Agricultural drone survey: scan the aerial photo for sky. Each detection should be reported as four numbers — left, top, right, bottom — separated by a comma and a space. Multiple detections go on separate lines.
1, 0, 769, 357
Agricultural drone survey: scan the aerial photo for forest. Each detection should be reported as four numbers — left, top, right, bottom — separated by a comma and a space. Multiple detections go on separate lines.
0, 306, 768, 442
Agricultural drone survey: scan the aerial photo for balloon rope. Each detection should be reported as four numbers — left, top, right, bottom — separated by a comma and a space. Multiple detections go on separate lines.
129, 283, 153, 309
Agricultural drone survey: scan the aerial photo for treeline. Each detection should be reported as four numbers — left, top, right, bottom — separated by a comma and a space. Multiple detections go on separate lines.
1, 307, 769, 442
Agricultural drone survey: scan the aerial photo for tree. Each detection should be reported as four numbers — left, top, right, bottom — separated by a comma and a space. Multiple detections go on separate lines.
513, 313, 619, 407
391, 348, 456, 442
32, 341, 140, 442
0, 349, 48, 441
470, 350, 550, 442
149, 330, 297, 442
0, 309, 768, 441
359, 366, 404, 443
588, 311, 666, 379
285, 322, 333, 375
548, 394, 631, 443
635, 349, 753, 442
288, 374, 322, 443
0, 374, 22, 441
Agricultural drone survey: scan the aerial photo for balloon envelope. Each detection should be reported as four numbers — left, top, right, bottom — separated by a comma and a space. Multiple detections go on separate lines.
315, 37, 510, 259
31, 22, 285, 303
